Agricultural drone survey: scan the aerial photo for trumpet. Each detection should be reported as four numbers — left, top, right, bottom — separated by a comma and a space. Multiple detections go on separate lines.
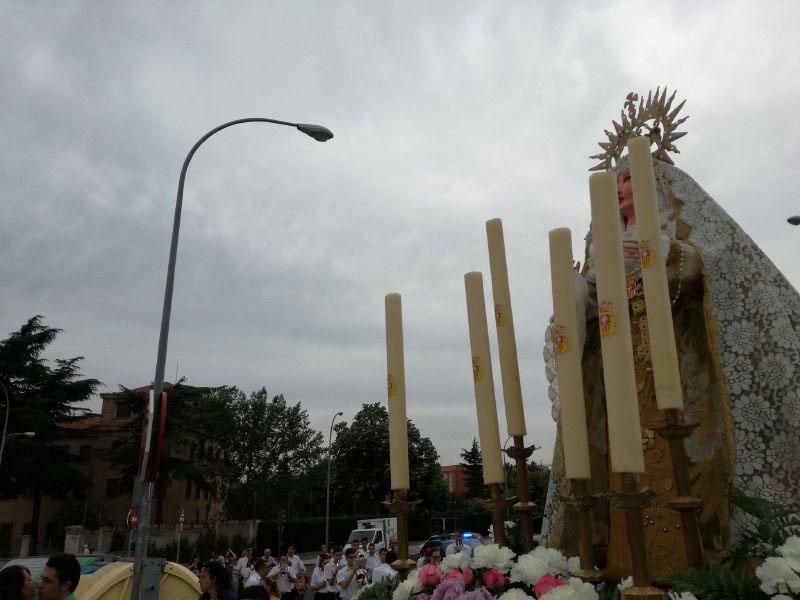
355, 568, 369, 584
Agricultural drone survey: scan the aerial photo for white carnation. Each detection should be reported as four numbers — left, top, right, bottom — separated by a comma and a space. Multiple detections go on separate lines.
497, 589, 531, 600
471, 544, 516, 572
530, 546, 569, 576
667, 593, 699, 600
392, 569, 423, 600
777, 535, 800, 573
539, 577, 598, 600
566, 556, 581, 576
509, 554, 548, 585
756, 556, 800, 595
441, 551, 470, 574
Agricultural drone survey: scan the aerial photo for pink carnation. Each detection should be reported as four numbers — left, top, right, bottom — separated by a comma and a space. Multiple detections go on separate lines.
419, 564, 443, 587
482, 568, 507, 590
442, 567, 474, 586
533, 573, 566, 598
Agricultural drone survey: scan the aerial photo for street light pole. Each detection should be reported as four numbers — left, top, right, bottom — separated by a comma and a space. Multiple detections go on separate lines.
0, 381, 9, 469
130, 117, 333, 600
325, 411, 343, 547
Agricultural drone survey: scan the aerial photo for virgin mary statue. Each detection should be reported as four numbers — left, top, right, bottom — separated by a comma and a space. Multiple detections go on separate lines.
541, 89, 800, 580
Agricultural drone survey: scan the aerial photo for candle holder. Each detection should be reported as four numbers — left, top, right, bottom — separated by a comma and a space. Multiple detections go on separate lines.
481, 483, 510, 547
504, 435, 537, 552
561, 478, 603, 582
383, 489, 419, 573
611, 473, 665, 599
654, 408, 705, 569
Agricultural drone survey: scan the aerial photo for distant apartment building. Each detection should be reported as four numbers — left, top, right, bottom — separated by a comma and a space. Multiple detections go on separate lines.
0, 384, 222, 557
440, 464, 467, 497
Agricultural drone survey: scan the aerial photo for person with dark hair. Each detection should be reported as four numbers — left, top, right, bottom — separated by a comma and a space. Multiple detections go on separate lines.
262, 577, 280, 600
309, 553, 330, 600
198, 560, 235, 600
39, 554, 80, 600
323, 546, 343, 598
0, 565, 36, 600
244, 559, 268, 589
267, 555, 297, 600
334, 548, 364, 600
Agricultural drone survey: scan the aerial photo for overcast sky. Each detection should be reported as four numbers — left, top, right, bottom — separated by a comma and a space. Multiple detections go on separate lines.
2, 1, 799, 468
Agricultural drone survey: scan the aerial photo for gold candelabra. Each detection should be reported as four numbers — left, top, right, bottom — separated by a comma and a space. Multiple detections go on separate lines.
504, 435, 537, 552
612, 473, 665, 599
384, 489, 419, 573
482, 483, 510, 547
655, 408, 705, 568
563, 478, 603, 582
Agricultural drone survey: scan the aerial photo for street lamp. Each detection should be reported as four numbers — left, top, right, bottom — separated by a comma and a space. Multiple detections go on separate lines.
0, 431, 35, 467
788, 216, 800, 226
130, 117, 333, 600
325, 411, 344, 547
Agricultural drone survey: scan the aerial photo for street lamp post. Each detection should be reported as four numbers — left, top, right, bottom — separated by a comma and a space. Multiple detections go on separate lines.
0, 431, 36, 467
325, 411, 343, 547
130, 117, 333, 600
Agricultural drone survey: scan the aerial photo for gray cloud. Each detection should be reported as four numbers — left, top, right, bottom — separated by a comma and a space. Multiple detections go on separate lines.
1, 1, 799, 466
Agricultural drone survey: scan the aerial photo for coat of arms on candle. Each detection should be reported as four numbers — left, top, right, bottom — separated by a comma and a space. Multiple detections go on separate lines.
495, 304, 505, 326
599, 301, 617, 337
553, 325, 568, 354
626, 274, 637, 300
387, 374, 395, 397
639, 240, 654, 268
472, 356, 482, 381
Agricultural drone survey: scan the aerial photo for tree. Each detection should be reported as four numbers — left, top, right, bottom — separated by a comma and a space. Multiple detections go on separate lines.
331, 403, 448, 516
460, 438, 485, 499
225, 389, 324, 520
0, 316, 100, 553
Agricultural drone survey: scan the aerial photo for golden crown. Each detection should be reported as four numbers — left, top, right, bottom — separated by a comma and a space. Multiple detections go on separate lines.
589, 87, 689, 171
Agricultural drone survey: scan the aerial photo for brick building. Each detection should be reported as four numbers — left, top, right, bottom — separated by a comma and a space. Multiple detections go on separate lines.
0, 384, 222, 556
440, 464, 467, 497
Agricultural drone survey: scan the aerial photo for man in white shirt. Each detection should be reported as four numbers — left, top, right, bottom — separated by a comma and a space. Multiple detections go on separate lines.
262, 547, 278, 568
287, 544, 307, 575
371, 549, 398, 584
364, 543, 381, 575
445, 531, 473, 557
268, 554, 299, 600
245, 559, 269, 589
336, 548, 365, 600
324, 546, 344, 596
237, 548, 255, 588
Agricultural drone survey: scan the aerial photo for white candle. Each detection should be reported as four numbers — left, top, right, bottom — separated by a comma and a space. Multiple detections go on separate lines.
485, 218, 526, 437
589, 172, 645, 474
548, 228, 592, 479
385, 293, 410, 490
628, 137, 683, 410
464, 272, 505, 485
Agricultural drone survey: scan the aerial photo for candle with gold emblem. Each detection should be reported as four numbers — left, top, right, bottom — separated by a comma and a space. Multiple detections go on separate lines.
548, 228, 592, 479
385, 293, 410, 490
589, 173, 645, 473
464, 272, 504, 485
628, 136, 683, 410
486, 218, 526, 437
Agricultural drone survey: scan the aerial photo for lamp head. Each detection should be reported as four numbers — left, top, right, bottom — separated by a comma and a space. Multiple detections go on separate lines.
336, 411, 343, 417
296, 123, 334, 142
788, 215, 800, 226
23, 432, 35, 438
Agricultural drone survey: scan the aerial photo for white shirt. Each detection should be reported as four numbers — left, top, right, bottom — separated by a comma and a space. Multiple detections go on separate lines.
269, 564, 298, 594
365, 553, 381, 573
446, 541, 473, 557
237, 557, 254, 580
336, 564, 361, 600
288, 554, 306, 572
311, 566, 333, 593
324, 560, 343, 593
371, 563, 398, 584
245, 571, 263, 588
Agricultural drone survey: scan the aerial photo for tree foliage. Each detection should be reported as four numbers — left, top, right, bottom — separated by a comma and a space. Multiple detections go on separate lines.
0, 316, 100, 552
460, 438, 485, 499
330, 403, 448, 515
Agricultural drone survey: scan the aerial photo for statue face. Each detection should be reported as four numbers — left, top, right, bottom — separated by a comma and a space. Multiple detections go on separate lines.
617, 170, 634, 218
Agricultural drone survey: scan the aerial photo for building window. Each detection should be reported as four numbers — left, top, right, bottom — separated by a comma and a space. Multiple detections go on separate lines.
115, 401, 131, 419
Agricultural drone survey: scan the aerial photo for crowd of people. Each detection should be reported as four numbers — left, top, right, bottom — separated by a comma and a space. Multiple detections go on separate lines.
194, 539, 401, 600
